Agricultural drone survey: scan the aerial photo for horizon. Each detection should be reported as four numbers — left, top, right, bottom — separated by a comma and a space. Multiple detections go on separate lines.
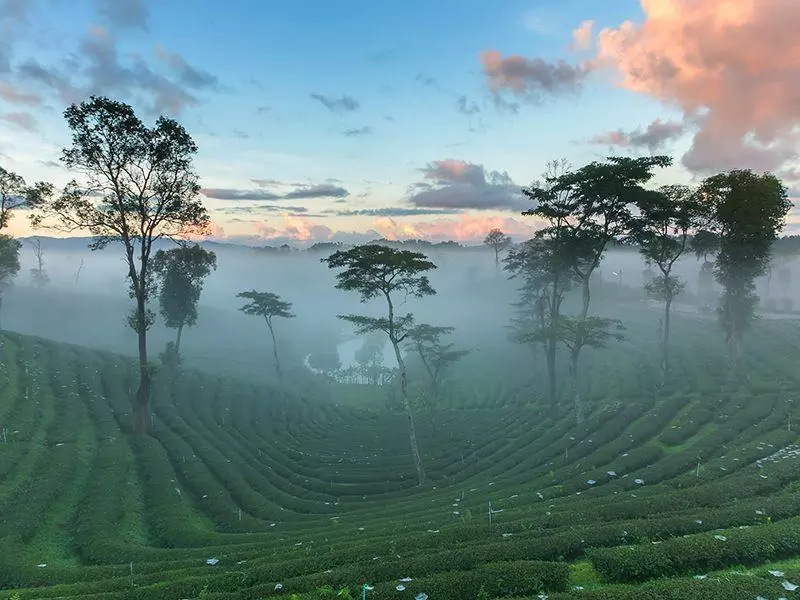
1, 0, 799, 245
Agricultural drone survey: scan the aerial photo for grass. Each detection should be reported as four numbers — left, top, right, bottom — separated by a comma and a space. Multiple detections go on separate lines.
0, 309, 799, 598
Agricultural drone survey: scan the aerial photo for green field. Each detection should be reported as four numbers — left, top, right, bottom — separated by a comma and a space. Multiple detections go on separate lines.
2, 306, 800, 600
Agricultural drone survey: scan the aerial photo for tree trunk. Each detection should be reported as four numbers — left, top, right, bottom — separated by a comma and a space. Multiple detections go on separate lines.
392, 340, 426, 486
570, 349, 583, 425
175, 324, 184, 355
546, 336, 558, 416
266, 319, 283, 381
494, 247, 499, 268
133, 326, 151, 436
661, 295, 672, 384
569, 277, 592, 424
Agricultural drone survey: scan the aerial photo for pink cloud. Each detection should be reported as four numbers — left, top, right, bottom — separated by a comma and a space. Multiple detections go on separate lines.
571, 20, 594, 51
372, 214, 542, 243
589, 0, 800, 172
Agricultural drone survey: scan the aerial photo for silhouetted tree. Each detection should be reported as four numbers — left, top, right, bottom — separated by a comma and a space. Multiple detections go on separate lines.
700, 170, 791, 373
0, 165, 52, 230
406, 323, 469, 426
632, 184, 704, 382
484, 228, 512, 267
523, 155, 670, 422
323, 244, 437, 486
0, 235, 20, 329
28, 237, 49, 288
505, 236, 573, 412
690, 229, 720, 263
152, 244, 217, 355
236, 290, 294, 381
30, 96, 209, 435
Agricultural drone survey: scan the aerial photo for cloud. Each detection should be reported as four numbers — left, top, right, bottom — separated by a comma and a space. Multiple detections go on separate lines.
154, 45, 217, 89
588, 0, 800, 173
590, 118, 687, 151
522, 8, 555, 35
407, 159, 525, 211
372, 214, 540, 242
202, 182, 349, 202
456, 95, 480, 116
332, 207, 460, 217
0, 111, 37, 131
0, 0, 30, 21
215, 204, 308, 214
415, 73, 439, 89
571, 20, 594, 51
16, 26, 217, 115
343, 126, 371, 137
479, 50, 591, 102
283, 183, 349, 200
0, 83, 40, 105
94, 0, 148, 31
201, 188, 281, 201
310, 93, 359, 112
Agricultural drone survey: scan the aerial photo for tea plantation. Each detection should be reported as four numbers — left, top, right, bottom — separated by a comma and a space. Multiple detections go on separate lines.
2, 309, 800, 600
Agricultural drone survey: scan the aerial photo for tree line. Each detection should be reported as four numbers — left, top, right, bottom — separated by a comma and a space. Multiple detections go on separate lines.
0, 95, 793, 487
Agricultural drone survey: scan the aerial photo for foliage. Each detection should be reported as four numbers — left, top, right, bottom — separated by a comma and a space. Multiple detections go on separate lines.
323, 243, 437, 486
27, 95, 209, 435
0, 165, 53, 230
406, 323, 469, 408
236, 290, 294, 322
632, 184, 703, 377
0, 234, 21, 291
522, 155, 669, 420
152, 243, 217, 350
700, 170, 792, 364
483, 228, 512, 265
236, 290, 294, 380
690, 230, 720, 262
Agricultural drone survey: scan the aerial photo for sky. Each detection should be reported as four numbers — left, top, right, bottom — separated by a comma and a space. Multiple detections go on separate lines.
1, 0, 799, 245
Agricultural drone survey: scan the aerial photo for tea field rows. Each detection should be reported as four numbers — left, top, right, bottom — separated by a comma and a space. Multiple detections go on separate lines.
1, 311, 800, 599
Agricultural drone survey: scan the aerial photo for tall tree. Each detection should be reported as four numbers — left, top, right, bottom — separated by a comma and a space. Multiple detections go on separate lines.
152, 244, 217, 355
0, 166, 53, 230
484, 228, 512, 267
323, 244, 437, 486
632, 184, 703, 381
236, 290, 294, 381
0, 235, 21, 329
504, 236, 573, 412
700, 170, 791, 372
29, 96, 209, 435
406, 324, 469, 422
28, 237, 49, 288
523, 155, 671, 422
514, 159, 576, 413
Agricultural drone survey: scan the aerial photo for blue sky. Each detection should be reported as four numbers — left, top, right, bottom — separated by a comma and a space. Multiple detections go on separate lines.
1, 0, 797, 243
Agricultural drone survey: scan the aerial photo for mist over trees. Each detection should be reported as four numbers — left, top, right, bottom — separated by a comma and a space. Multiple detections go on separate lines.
236, 290, 295, 381
323, 244, 437, 486
0, 91, 794, 473
152, 244, 217, 356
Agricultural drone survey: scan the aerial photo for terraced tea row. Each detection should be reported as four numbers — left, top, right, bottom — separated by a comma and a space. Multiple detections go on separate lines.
1, 315, 799, 599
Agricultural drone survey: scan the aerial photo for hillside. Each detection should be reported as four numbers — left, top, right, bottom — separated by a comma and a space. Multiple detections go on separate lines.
2, 311, 800, 599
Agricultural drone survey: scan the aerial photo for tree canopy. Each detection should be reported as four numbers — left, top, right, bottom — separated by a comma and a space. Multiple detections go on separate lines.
29, 95, 210, 435
0, 165, 53, 230
152, 244, 217, 352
